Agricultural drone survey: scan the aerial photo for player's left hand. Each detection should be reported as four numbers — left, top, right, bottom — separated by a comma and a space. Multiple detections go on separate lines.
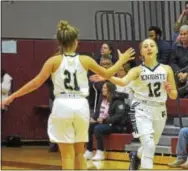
164, 81, 173, 93
1, 96, 15, 109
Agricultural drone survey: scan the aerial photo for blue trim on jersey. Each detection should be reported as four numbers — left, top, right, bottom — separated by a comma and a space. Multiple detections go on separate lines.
141, 63, 160, 72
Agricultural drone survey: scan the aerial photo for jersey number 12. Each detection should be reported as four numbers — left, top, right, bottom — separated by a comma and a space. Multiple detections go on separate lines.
64, 70, 80, 91
148, 82, 161, 97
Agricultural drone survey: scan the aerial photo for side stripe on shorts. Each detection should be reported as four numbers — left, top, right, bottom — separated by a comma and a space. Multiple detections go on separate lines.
128, 102, 140, 134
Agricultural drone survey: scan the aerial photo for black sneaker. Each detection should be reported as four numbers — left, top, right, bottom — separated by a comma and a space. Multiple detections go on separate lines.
129, 151, 141, 170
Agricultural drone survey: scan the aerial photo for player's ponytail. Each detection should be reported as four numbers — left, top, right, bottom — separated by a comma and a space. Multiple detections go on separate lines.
58, 20, 69, 31
56, 20, 78, 49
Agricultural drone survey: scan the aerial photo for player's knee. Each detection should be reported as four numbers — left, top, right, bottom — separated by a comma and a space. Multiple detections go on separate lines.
147, 139, 155, 152
75, 152, 84, 159
141, 135, 155, 152
61, 153, 73, 161
59, 147, 74, 159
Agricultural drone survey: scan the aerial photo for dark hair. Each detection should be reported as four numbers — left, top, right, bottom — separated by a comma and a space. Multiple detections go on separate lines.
104, 81, 116, 102
102, 42, 114, 54
102, 42, 114, 55
148, 26, 162, 37
186, 1, 188, 5
56, 20, 78, 49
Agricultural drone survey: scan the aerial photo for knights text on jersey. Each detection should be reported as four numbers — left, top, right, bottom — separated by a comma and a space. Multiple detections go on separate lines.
51, 54, 89, 97
131, 63, 168, 103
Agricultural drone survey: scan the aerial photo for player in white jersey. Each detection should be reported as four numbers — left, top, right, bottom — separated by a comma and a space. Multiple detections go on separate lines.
90, 38, 177, 170
1, 20, 135, 170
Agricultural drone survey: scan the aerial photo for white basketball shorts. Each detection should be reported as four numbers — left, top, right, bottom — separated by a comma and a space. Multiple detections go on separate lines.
129, 99, 167, 144
48, 96, 90, 143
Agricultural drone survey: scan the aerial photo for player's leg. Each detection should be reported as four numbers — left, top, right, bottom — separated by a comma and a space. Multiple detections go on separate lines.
74, 142, 87, 169
129, 102, 155, 170
139, 105, 167, 169
74, 98, 90, 169
135, 115, 155, 169
152, 106, 167, 145
139, 134, 155, 169
137, 105, 158, 169
58, 143, 75, 169
128, 101, 142, 170
48, 98, 75, 169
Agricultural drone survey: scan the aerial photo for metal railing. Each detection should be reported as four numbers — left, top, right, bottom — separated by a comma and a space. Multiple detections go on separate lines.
95, 1, 186, 41
95, 10, 135, 41
131, 1, 186, 40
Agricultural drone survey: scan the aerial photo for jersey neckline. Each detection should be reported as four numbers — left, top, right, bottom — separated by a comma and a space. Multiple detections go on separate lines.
141, 63, 160, 72
64, 53, 77, 57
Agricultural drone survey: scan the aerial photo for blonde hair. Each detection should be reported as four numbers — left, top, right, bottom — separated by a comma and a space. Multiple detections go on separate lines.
56, 20, 78, 48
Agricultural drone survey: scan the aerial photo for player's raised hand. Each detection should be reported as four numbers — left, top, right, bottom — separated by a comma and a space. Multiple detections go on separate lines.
89, 74, 106, 82
117, 48, 135, 64
164, 81, 173, 93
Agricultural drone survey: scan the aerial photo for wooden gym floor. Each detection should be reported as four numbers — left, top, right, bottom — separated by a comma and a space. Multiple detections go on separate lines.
1, 146, 185, 170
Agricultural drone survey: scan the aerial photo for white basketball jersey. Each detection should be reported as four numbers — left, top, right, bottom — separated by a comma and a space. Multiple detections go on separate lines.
51, 54, 89, 97
131, 63, 168, 103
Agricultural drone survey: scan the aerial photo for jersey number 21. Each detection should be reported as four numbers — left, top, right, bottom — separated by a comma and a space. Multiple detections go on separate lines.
64, 70, 80, 91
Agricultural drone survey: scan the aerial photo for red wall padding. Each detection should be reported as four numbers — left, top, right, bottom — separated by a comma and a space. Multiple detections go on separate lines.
2, 40, 58, 140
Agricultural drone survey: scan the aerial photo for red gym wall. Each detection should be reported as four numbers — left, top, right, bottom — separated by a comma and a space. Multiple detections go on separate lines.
1, 39, 140, 140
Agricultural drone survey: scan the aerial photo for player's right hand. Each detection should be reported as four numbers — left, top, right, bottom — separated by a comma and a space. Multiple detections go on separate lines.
89, 74, 106, 82
117, 48, 135, 64
164, 81, 173, 93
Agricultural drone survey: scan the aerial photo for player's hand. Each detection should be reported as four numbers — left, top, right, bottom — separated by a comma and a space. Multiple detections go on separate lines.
117, 48, 135, 64
89, 75, 106, 82
97, 117, 103, 124
1, 96, 15, 109
164, 81, 173, 93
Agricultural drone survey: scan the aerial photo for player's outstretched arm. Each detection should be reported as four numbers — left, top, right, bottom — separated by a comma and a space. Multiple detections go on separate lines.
1, 57, 54, 108
82, 48, 135, 79
110, 67, 139, 86
90, 66, 139, 87
164, 65, 178, 99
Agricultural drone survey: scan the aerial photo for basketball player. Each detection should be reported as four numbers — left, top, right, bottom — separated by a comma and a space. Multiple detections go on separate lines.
1, 20, 135, 170
90, 38, 177, 170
